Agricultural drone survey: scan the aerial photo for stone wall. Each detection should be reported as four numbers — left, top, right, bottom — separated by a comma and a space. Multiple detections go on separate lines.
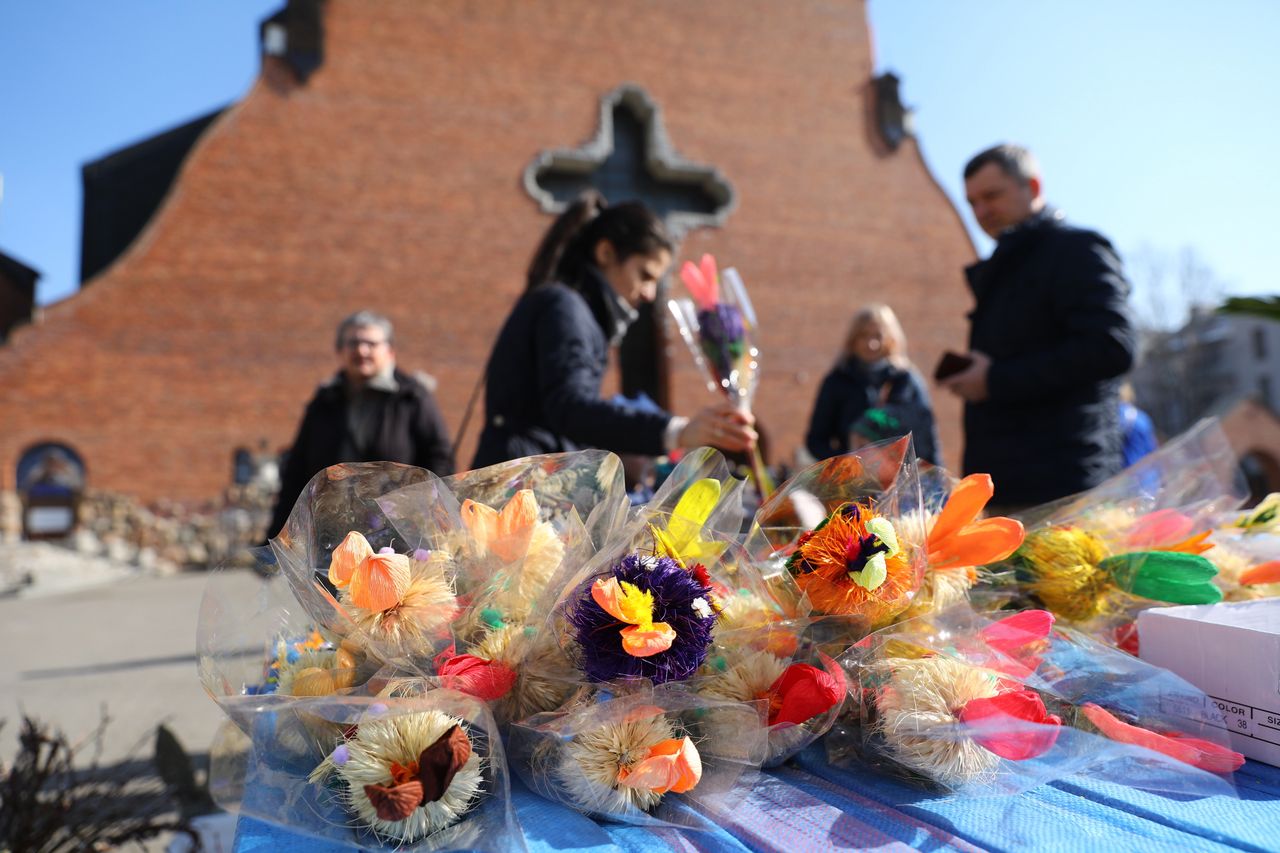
1, 484, 273, 571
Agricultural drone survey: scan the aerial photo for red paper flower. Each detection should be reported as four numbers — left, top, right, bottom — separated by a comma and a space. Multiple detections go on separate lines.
766, 655, 846, 727
979, 610, 1055, 676
958, 687, 1062, 760
436, 653, 517, 702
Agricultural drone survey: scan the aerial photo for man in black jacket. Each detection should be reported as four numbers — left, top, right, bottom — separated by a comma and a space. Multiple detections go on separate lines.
940, 144, 1136, 508
265, 310, 455, 537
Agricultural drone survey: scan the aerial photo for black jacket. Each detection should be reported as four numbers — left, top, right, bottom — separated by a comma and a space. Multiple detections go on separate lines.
805, 358, 940, 464
473, 268, 671, 468
267, 368, 454, 537
963, 209, 1136, 505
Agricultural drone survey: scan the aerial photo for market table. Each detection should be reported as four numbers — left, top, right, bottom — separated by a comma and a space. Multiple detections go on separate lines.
232, 743, 1280, 852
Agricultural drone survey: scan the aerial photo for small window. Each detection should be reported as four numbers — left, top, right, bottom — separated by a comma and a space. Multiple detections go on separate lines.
1254, 327, 1268, 360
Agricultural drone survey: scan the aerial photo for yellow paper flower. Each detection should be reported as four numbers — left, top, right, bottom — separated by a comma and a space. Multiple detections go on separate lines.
651, 479, 727, 565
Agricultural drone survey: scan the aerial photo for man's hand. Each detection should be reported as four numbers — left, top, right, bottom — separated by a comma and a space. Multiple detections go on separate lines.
939, 350, 992, 402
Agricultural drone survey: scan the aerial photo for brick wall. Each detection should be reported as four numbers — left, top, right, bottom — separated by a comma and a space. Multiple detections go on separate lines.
0, 0, 975, 503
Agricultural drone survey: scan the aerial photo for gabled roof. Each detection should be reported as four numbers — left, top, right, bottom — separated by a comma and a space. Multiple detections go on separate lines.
0, 249, 40, 298
80, 108, 225, 285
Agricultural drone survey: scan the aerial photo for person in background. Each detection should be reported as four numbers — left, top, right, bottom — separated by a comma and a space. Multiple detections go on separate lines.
850, 402, 940, 462
805, 304, 940, 464
472, 191, 755, 468
940, 143, 1136, 510
1119, 382, 1158, 467
266, 310, 454, 537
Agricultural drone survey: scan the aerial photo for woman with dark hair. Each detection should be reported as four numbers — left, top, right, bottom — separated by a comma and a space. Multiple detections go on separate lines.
804, 303, 940, 464
472, 192, 756, 467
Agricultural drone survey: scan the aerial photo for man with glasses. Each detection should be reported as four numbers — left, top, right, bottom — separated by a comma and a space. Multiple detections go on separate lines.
265, 310, 455, 538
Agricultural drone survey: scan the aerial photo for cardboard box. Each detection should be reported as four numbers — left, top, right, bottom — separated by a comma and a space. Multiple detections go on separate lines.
1138, 599, 1280, 767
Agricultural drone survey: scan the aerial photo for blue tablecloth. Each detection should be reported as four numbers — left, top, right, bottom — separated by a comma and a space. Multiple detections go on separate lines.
232, 745, 1280, 852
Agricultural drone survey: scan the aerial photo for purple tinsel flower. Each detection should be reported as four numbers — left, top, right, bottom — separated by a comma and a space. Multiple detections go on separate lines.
696, 304, 746, 381
566, 554, 717, 684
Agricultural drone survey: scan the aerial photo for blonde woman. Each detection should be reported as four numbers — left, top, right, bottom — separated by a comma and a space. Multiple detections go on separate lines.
804, 304, 940, 463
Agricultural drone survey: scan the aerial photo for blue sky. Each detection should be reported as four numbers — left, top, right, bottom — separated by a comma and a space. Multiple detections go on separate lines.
868, 1, 1279, 322
2, 1, 1277, 320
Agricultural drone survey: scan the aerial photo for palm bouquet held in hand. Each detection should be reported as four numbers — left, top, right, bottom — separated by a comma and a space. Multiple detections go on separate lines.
668, 254, 772, 495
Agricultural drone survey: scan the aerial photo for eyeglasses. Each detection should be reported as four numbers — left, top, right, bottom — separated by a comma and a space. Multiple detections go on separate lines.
341, 338, 389, 350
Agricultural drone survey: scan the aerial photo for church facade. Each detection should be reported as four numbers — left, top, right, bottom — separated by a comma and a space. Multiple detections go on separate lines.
0, 0, 975, 504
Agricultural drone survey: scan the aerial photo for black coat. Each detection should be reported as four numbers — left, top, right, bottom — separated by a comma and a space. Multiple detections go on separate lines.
472, 269, 671, 468
963, 209, 1136, 505
267, 369, 455, 536
805, 358, 940, 464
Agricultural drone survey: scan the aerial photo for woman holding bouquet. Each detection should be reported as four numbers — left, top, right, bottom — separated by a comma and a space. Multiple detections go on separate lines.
472, 192, 756, 468
804, 304, 940, 464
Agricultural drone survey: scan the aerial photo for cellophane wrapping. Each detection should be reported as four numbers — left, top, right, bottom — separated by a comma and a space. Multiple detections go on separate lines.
542, 451, 781, 692
375, 451, 621, 722
745, 436, 927, 637
508, 684, 766, 826
829, 604, 1240, 798
209, 688, 523, 850
979, 419, 1248, 646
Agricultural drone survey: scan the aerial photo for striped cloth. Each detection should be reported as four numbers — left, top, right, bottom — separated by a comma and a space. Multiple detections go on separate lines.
232, 745, 1280, 852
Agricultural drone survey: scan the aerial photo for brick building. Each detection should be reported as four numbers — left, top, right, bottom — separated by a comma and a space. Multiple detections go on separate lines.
0, 0, 975, 507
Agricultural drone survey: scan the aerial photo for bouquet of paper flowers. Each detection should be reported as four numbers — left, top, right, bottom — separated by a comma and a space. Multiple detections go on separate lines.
212, 689, 522, 850
829, 605, 1243, 796
745, 437, 928, 637
1199, 493, 1280, 600
980, 420, 1246, 648
374, 452, 615, 722
697, 616, 849, 766
508, 684, 766, 825
200, 463, 464, 722
668, 253, 771, 494
261, 463, 463, 671
669, 254, 760, 410
532, 450, 768, 692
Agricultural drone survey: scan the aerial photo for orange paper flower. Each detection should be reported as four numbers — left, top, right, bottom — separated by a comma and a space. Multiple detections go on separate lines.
616, 736, 702, 794
328, 531, 411, 612
786, 502, 914, 624
590, 577, 677, 657
1240, 560, 1280, 585
461, 489, 539, 563
1081, 703, 1243, 773
927, 474, 1024, 570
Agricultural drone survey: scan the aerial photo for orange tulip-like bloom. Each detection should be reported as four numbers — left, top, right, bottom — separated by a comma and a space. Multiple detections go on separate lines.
927, 474, 1024, 570
461, 489, 538, 563
616, 736, 702, 794
328, 531, 412, 612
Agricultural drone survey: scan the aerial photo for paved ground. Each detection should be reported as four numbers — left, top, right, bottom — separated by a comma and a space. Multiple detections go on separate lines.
0, 561, 261, 767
